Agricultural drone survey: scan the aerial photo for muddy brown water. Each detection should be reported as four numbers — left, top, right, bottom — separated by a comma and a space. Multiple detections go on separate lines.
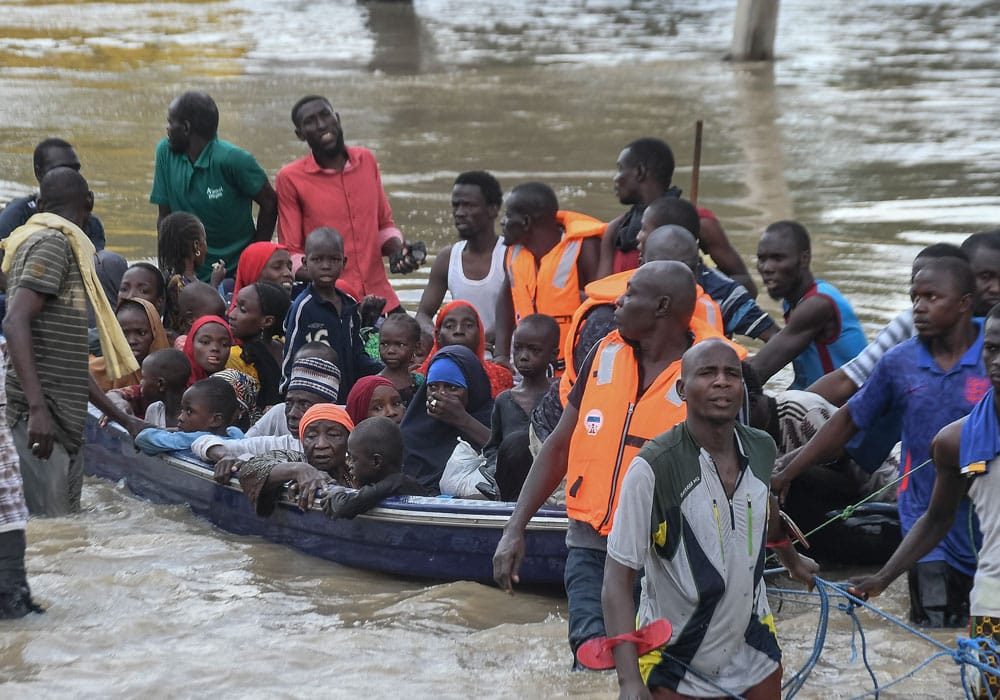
1, 0, 998, 696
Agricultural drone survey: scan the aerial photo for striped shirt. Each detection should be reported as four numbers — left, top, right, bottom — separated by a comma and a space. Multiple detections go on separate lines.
841, 309, 915, 388
4, 230, 89, 451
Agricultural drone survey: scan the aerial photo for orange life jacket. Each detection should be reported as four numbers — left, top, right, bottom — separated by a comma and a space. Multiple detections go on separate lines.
505, 210, 605, 369
564, 325, 747, 535
558, 270, 727, 405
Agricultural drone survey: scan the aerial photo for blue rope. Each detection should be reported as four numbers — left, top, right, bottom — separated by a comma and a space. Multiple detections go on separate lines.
781, 580, 829, 698
837, 593, 879, 695
770, 577, 1000, 699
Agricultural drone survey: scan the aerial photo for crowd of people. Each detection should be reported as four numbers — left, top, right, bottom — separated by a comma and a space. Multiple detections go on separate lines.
2, 89, 1000, 698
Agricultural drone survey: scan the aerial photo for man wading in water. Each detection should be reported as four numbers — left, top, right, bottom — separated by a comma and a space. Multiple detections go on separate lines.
602, 339, 816, 699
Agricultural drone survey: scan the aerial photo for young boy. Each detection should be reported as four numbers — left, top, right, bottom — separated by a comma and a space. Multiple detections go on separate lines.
483, 314, 560, 500
140, 349, 192, 427
280, 227, 383, 400
134, 377, 243, 455
171, 280, 227, 347
105, 348, 191, 424
377, 313, 423, 404
322, 416, 428, 519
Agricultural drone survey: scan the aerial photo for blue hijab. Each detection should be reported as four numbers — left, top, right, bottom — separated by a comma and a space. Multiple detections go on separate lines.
401, 345, 494, 493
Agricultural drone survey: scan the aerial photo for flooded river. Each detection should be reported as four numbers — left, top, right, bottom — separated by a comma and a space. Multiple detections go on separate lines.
1, 0, 999, 696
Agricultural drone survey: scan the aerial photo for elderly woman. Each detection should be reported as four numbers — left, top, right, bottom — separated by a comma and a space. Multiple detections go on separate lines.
401, 345, 494, 494
236, 403, 355, 516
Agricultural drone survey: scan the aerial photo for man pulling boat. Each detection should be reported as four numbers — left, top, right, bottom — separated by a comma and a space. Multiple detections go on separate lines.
602, 339, 816, 699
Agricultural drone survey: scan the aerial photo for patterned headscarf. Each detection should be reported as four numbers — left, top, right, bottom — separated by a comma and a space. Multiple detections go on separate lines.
212, 368, 260, 425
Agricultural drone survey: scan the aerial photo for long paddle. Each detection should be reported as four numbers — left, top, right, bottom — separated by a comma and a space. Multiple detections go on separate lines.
690, 119, 703, 206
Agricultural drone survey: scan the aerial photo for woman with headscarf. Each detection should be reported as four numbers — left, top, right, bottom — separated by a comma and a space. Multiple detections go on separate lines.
182, 315, 235, 386
228, 241, 294, 311
236, 404, 355, 516
402, 345, 494, 493
90, 297, 171, 391
345, 375, 406, 426
420, 301, 513, 399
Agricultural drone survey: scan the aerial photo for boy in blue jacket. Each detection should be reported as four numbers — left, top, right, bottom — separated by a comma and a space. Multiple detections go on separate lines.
280, 227, 382, 400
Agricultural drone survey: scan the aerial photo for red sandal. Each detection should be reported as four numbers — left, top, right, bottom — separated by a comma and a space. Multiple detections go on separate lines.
576, 618, 673, 670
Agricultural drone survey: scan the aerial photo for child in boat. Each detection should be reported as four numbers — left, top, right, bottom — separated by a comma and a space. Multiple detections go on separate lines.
134, 377, 243, 455
345, 376, 405, 426
182, 315, 234, 385
419, 301, 512, 398
139, 349, 191, 427
323, 416, 429, 519
237, 403, 355, 515
376, 313, 423, 405
118, 262, 166, 315
106, 348, 191, 425
482, 314, 560, 500
212, 368, 261, 431
227, 242, 294, 309
171, 281, 227, 347
90, 297, 171, 391
227, 281, 289, 408
158, 212, 223, 332
280, 227, 383, 399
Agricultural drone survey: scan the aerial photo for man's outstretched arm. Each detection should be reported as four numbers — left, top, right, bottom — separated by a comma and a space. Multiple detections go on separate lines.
749, 296, 834, 383
852, 419, 969, 598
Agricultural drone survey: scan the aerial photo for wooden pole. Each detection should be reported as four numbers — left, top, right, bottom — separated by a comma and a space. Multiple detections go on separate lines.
730, 0, 780, 61
690, 120, 703, 206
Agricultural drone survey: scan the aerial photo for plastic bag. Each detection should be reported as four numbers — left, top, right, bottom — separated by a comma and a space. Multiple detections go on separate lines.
439, 438, 489, 498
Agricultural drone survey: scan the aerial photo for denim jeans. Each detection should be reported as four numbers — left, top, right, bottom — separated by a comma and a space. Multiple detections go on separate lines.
564, 546, 608, 657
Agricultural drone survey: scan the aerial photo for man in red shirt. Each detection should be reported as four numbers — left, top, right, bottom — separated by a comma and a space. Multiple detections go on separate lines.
275, 95, 421, 311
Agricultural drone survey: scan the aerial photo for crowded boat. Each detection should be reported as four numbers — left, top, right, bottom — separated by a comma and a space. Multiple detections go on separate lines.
2, 88, 1000, 698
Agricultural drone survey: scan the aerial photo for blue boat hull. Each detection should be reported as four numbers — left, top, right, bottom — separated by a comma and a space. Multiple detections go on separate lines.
84, 412, 569, 585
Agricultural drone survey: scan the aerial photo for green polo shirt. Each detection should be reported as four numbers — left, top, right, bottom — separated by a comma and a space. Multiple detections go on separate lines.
150, 137, 268, 280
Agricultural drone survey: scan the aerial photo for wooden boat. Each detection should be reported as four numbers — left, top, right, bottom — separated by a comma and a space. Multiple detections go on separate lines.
83, 409, 569, 585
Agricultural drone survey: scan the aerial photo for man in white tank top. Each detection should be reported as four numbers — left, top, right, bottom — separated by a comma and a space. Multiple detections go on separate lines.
417, 171, 506, 354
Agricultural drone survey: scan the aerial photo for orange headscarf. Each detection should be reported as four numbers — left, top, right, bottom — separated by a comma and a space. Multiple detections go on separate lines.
298, 403, 356, 441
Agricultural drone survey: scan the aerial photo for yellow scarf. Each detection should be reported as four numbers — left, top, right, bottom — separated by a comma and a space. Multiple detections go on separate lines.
1, 212, 139, 381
